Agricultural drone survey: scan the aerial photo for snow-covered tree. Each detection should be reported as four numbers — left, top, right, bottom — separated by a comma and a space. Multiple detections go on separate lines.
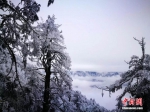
0, 44, 43, 112
30, 15, 72, 112
69, 90, 110, 112
0, 0, 41, 90
106, 38, 150, 111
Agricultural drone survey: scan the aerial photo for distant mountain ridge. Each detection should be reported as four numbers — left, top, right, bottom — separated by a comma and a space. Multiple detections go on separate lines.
70, 71, 122, 77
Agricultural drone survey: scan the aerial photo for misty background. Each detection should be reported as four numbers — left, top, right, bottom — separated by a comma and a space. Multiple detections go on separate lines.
71, 73, 122, 110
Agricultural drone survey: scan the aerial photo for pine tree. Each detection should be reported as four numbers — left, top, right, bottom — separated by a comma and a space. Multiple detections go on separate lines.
30, 15, 72, 112
107, 38, 150, 112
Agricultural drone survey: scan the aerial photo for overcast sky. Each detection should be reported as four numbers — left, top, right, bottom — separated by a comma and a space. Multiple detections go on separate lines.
37, 0, 150, 72
14, 0, 150, 72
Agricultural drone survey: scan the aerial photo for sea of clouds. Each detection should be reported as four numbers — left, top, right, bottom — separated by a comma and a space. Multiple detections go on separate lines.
71, 74, 130, 110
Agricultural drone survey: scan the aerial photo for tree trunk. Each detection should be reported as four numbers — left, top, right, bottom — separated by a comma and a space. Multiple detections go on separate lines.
42, 66, 51, 112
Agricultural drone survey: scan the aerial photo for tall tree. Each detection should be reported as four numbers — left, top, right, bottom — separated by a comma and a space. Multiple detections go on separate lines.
31, 15, 72, 112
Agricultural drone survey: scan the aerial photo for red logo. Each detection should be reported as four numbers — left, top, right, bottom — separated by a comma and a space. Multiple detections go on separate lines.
122, 98, 142, 106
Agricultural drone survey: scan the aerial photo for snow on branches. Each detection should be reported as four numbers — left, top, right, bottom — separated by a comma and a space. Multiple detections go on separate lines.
107, 38, 150, 111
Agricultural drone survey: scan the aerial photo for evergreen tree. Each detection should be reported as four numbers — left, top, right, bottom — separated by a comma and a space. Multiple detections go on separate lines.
107, 38, 150, 112
30, 15, 72, 112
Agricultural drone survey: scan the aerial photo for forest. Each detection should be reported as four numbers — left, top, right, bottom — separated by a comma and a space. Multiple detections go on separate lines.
0, 0, 150, 112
